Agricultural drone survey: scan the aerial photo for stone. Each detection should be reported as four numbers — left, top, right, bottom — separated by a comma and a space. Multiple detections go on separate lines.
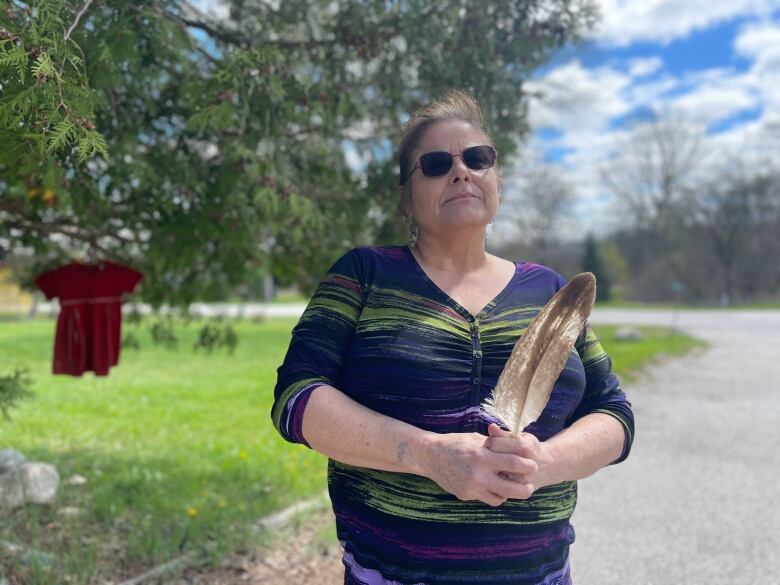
2, 538, 56, 567
1, 463, 60, 508
0, 449, 25, 474
615, 326, 643, 342
0, 467, 25, 508
64, 474, 87, 486
57, 506, 82, 518
18, 547, 56, 568
1, 540, 23, 554
19, 463, 60, 504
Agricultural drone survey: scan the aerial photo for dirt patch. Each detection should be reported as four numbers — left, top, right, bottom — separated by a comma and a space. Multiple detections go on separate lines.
180, 503, 344, 585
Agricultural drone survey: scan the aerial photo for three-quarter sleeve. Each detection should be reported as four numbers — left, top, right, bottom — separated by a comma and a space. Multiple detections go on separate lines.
271, 249, 365, 448
570, 322, 635, 465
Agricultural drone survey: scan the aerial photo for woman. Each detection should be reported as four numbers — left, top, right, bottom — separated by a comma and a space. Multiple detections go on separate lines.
272, 90, 634, 585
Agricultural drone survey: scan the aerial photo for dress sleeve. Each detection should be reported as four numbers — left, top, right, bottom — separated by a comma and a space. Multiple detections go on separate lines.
271, 249, 365, 448
570, 322, 635, 465
112, 263, 144, 295
34, 267, 61, 300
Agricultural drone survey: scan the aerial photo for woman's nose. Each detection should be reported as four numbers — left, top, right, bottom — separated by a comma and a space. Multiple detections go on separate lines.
450, 156, 471, 182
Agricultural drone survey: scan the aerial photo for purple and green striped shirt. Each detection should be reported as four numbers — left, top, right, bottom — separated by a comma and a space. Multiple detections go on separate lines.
272, 245, 634, 584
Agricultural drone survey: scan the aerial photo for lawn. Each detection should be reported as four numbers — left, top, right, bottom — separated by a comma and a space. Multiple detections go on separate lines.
0, 316, 703, 583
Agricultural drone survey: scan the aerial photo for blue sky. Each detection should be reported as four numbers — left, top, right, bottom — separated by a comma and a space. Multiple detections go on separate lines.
505, 0, 780, 238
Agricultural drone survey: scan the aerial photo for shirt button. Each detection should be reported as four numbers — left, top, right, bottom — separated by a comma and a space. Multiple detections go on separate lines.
473, 377, 480, 384
474, 351, 482, 358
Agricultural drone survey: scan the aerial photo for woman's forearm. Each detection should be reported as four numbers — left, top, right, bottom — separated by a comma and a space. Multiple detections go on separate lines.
301, 384, 437, 475
539, 412, 626, 487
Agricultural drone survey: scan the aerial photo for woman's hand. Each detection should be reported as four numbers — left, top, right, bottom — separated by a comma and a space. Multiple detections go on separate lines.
421, 431, 540, 507
484, 423, 561, 495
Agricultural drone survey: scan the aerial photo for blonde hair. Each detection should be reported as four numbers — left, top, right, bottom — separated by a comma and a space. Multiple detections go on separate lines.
397, 89, 500, 207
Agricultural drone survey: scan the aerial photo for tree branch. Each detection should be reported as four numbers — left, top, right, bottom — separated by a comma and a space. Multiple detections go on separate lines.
158, 9, 249, 47
4, 218, 136, 250
158, 9, 339, 50
64, 0, 95, 42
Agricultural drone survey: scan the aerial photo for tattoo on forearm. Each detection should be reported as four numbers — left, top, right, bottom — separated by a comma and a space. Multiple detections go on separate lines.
397, 441, 408, 463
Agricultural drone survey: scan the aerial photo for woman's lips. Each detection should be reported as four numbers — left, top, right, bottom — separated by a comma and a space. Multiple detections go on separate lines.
446, 192, 479, 202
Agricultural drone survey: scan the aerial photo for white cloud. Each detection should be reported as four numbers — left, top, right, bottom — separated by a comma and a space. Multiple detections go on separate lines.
526, 60, 633, 134
669, 80, 759, 127
734, 20, 780, 57
734, 21, 780, 109
593, 0, 776, 46
627, 57, 664, 78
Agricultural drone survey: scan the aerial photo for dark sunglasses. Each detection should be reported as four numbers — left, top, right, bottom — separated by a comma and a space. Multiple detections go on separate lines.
400, 145, 497, 185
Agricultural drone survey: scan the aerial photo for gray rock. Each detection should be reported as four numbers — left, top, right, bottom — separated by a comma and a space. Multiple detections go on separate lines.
1, 539, 56, 568
19, 463, 59, 504
0, 449, 25, 473
64, 474, 87, 486
0, 462, 59, 509
1, 539, 23, 554
614, 326, 642, 341
0, 467, 25, 508
56, 506, 82, 518
19, 547, 56, 568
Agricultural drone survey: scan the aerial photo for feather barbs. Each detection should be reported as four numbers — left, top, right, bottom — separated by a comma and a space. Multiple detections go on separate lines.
480, 272, 597, 435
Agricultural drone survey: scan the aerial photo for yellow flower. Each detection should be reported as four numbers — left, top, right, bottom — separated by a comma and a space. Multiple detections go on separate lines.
238, 449, 249, 461
187, 506, 198, 518
217, 498, 227, 508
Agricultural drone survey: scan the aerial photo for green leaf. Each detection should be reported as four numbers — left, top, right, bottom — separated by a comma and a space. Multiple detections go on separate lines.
76, 129, 109, 161
31, 51, 57, 80
47, 119, 76, 151
0, 45, 29, 83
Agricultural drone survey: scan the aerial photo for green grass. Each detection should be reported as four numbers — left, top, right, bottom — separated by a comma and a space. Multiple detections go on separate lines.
270, 291, 308, 304
0, 317, 703, 583
590, 324, 707, 383
0, 317, 325, 583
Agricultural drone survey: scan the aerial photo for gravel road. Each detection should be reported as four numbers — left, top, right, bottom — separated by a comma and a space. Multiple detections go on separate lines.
570, 309, 780, 585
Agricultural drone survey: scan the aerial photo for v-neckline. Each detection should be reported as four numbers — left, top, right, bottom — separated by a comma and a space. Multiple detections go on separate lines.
403, 245, 521, 322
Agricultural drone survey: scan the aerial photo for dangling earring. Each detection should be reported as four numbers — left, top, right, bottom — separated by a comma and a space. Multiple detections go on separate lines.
485, 221, 493, 243
408, 217, 419, 247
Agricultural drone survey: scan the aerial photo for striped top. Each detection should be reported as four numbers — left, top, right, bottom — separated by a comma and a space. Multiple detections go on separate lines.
272, 245, 634, 585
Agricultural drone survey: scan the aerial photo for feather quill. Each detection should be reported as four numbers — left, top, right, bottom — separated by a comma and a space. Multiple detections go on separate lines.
480, 272, 597, 434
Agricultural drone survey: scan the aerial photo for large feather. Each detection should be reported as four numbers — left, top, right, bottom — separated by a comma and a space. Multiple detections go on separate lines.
480, 272, 597, 434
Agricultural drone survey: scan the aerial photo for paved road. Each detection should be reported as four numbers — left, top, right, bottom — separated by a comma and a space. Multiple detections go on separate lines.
571, 309, 780, 585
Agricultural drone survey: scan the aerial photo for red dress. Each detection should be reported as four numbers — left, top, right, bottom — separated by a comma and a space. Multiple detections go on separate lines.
34, 261, 143, 376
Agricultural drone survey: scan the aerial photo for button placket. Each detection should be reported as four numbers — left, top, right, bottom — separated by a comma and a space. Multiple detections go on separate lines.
469, 318, 483, 405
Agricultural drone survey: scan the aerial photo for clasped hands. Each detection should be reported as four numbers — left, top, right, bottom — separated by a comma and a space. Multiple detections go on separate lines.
425, 423, 558, 508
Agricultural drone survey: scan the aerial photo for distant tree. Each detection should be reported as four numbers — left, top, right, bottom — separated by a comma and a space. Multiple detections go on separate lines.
581, 233, 610, 302
500, 161, 576, 266
1, 0, 599, 304
601, 113, 708, 298
599, 239, 629, 300
692, 162, 780, 304
601, 114, 704, 232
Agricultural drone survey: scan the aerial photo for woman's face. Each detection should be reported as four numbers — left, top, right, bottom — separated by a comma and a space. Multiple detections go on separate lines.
406, 119, 500, 237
